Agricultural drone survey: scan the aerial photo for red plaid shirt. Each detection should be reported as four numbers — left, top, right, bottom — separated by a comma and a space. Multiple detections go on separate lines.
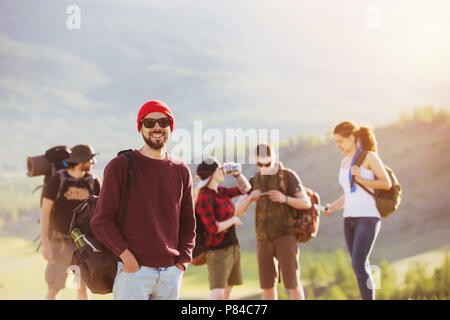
195, 186, 245, 249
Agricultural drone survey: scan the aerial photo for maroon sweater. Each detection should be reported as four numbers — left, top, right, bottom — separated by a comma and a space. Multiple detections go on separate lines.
91, 150, 195, 269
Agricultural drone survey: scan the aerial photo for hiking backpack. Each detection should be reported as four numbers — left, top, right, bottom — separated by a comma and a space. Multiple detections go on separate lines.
68, 149, 136, 294
191, 211, 207, 266
278, 169, 321, 243
28, 145, 72, 207
28, 145, 91, 251
352, 151, 402, 218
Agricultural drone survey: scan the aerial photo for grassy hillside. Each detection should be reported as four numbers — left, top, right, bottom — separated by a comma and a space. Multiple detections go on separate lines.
1, 234, 447, 300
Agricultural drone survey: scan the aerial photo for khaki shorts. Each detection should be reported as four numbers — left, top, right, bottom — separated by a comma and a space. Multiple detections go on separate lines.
256, 234, 300, 289
45, 233, 76, 290
205, 244, 243, 290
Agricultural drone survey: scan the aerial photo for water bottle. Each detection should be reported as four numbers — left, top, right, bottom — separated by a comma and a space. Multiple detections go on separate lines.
71, 228, 87, 249
222, 162, 242, 176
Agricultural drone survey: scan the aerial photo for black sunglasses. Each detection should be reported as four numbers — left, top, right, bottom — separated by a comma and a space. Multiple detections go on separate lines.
141, 117, 172, 129
257, 161, 272, 168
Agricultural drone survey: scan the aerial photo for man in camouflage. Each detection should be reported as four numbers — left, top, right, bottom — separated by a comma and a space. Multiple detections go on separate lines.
239, 143, 311, 300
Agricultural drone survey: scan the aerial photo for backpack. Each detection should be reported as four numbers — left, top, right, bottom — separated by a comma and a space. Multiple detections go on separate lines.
27, 145, 72, 204
352, 151, 402, 218
68, 149, 136, 294
29, 145, 86, 251
191, 192, 214, 266
278, 169, 321, 243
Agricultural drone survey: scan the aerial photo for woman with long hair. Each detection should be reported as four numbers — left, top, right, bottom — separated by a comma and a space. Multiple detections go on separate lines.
324, 121, 392, 300
194, 157, 252, 300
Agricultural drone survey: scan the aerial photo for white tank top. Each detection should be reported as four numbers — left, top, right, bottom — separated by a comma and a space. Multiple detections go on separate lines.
338, 161, 380, 218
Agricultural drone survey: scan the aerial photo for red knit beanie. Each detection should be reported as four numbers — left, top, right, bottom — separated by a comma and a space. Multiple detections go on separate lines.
137, 100, 175, 133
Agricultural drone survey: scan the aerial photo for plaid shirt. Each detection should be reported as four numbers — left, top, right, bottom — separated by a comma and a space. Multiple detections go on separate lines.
195, 186, 245, 249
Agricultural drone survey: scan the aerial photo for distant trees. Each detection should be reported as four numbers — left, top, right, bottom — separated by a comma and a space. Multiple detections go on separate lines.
297, 249, 450, 300
397, 106, 450, 127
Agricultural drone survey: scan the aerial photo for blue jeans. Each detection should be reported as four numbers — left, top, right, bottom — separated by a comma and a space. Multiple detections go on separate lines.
344, 217, 381, 300
113, 262, 184, 300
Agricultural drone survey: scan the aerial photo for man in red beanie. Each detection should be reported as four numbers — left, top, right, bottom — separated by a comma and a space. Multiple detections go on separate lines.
91, 100, 195, 300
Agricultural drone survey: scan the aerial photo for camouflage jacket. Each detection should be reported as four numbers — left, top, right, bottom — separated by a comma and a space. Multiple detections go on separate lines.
251, 162, 302, 241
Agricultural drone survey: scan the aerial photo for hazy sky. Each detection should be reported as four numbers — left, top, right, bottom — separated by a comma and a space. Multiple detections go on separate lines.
1, 0, 449, 170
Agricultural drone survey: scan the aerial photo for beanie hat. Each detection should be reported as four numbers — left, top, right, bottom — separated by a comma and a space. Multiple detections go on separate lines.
137, 100, 175, 133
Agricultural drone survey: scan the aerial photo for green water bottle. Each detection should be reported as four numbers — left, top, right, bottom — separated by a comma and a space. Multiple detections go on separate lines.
71, 228, 86, 249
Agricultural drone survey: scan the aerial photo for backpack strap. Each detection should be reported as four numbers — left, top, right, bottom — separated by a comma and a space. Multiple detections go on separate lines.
350, 151, 368, 190
351, 151, 376, 197
355, 180, 376, 197
117, 149, 137, 232
278, 167, 288, 195
55, 169, 69, 202
81, 173, 96, 196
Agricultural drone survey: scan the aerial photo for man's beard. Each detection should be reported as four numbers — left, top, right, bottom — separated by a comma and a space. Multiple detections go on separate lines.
143, 131, 168, 150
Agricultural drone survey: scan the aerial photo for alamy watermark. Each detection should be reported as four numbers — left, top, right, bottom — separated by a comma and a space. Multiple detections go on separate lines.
366, 4, 382, 30
66, 5, 81, 30
367, 265, 382, 290
66, 265, 81, 290
168, 121, 280, 165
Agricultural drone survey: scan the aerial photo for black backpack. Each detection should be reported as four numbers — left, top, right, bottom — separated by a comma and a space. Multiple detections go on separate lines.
68, 149, 136, 294
30, 146, 98, 251
190, 192, 214, 266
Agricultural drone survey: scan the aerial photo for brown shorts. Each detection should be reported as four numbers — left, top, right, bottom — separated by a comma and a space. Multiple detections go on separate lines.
206, 244, 243, 290
256, 234, 300, 289
45, 233, 76, 290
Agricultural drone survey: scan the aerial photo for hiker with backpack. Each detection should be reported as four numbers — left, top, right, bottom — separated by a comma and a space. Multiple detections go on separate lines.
39, 144, 100, 300
194, 157, 251, 300
90, 100, 196, 300
237, 143, 312, 300
324, 121, 394, 300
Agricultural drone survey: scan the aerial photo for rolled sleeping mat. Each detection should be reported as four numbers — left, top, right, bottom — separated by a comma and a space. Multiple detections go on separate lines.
27, 155, 51, 177
26, 146, 71, 177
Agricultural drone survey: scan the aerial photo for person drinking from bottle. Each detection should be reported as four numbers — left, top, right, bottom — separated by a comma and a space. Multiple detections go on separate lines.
324, 121, 392, 300
194, 157, 251, 300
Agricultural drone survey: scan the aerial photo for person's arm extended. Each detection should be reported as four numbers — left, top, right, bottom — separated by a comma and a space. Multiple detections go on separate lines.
233, 173, 252, 193
325, 195, 345, 215
40, 198, 54, 262
197, 191, 242, 234
267, 171, 311, 209
267, 189, 311, 209
234, 190, 261, 217
216, 216, 243, 233
286, 189, 311, 210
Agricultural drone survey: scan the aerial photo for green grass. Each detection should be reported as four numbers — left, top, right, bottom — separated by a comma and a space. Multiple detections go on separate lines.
0, 236, 262, 300
391, 243, 450, 287
181, 252, 261, 300
1, 235, 448, 300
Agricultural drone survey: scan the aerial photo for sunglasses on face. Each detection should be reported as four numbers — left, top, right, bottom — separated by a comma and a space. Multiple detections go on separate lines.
257, 161, 272, 168
141, 117, 172, 129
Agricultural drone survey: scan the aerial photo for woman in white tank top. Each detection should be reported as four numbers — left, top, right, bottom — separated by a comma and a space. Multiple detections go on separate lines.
324, 121, 392, 300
